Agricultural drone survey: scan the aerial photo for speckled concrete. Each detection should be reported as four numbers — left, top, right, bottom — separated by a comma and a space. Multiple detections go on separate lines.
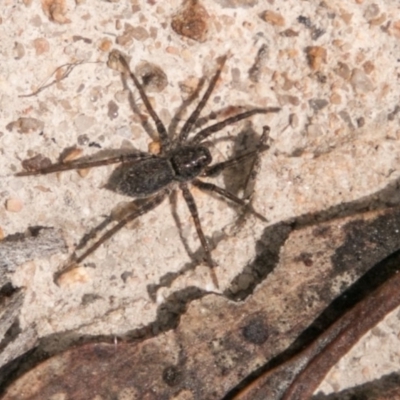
1, 0, 400, 395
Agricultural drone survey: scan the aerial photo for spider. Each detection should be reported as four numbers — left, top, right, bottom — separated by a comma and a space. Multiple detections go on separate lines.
17, 50, 280, 286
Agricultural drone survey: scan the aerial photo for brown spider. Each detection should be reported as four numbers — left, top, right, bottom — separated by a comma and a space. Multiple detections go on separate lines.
17, 50, 280, 286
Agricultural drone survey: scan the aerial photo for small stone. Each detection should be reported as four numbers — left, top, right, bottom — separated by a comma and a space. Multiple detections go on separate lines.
179, 76, 201, 96
107, 100, 119, 120
309, 98, 328, 111
364, 4, 380, 20
148, 140, 161, 155
57, 267, 90, 286
289, 113, 299, 128
41, 0, 71, 24
307, 123, 323, 138
213, 0, 257, 7
72, 35, 92, 44
237, 273, 253, 290
6, 117, 44, 134
13, 42, 25, 60
357, 117, 366, 127
77, 134, 90, 145
116, 126, 131, 138
33, 37, 50, 55
74, 114, 96, 132
338, 110, 355, 129
248, 44, 268, 83
306, 46, 327, 71
369, 13, 386, 26
131, 26, 149, 41
391, 20, 400, 39
5, 198, 23, 213
60, 147, 83, 163
278, 94, 300, 106
350, 68, 374, 93
171, 0, 209, 42
77, 168, 90, 178
22, 154, 52, 172
259, 10, 285, 27
98, 38, 112, 52
135, 62, 168, 93
363, 60, 375, 74
334, 62, 351, 80
116, 32, 133, 47
330, 92, 341, 104
280, 28, 299, 37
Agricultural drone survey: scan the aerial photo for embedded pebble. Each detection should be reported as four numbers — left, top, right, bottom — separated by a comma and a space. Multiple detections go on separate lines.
60, 147, 83, 163
357, 117, 366, 128
171, 0, 209, 42
33, 38, 50, 55
135, 62, 168, 93
114, 89, 129, 103
41, 0, 71, 24
77, 134, 90, 145
330, 93, 341, 104
350, 68, 374, 93
309, 98, 328, 111
5, 198, 23, 213
364, 4, 380, 20
131, 26, 149, 41
307, 123, 324, 138
57, 267, 90, 286
259, 10, 285, 27
278, 94, 300, 106
363, 60, 375, 74
13, 42, 25, 59
289, 113, 299, 128
22, 154, 52, 172
148, 140, 161, 155
116, 126, 132, 139
306, 46, 327, 71
338, 110, 355, 129
334, 62, 351, 80
6, 117, 44, 134
248, 44, 268, 83
98, 38, 112, 52
107, 100, 119, 120
213, 0, 257, 7
74, 114, 97, 132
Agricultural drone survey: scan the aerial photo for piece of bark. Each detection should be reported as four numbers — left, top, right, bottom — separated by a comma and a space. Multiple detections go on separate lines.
0, 227, 66, 378
2, 207, 400, 399
0, 226, 67, 272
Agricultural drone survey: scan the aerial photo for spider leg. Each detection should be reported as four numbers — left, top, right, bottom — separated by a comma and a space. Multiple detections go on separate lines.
74, 215, 113, 251
16, 152, 152, 176
108, 50, 170, 150
180, 182, 219, 288
169, 76, 206, 141
178, 55, 228, 143
58, 189, 168, 278
191, 107, 279, 144
192, 179, 267, 222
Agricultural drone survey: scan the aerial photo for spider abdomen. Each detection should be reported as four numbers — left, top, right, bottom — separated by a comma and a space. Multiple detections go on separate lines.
106, 157, 175, 198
